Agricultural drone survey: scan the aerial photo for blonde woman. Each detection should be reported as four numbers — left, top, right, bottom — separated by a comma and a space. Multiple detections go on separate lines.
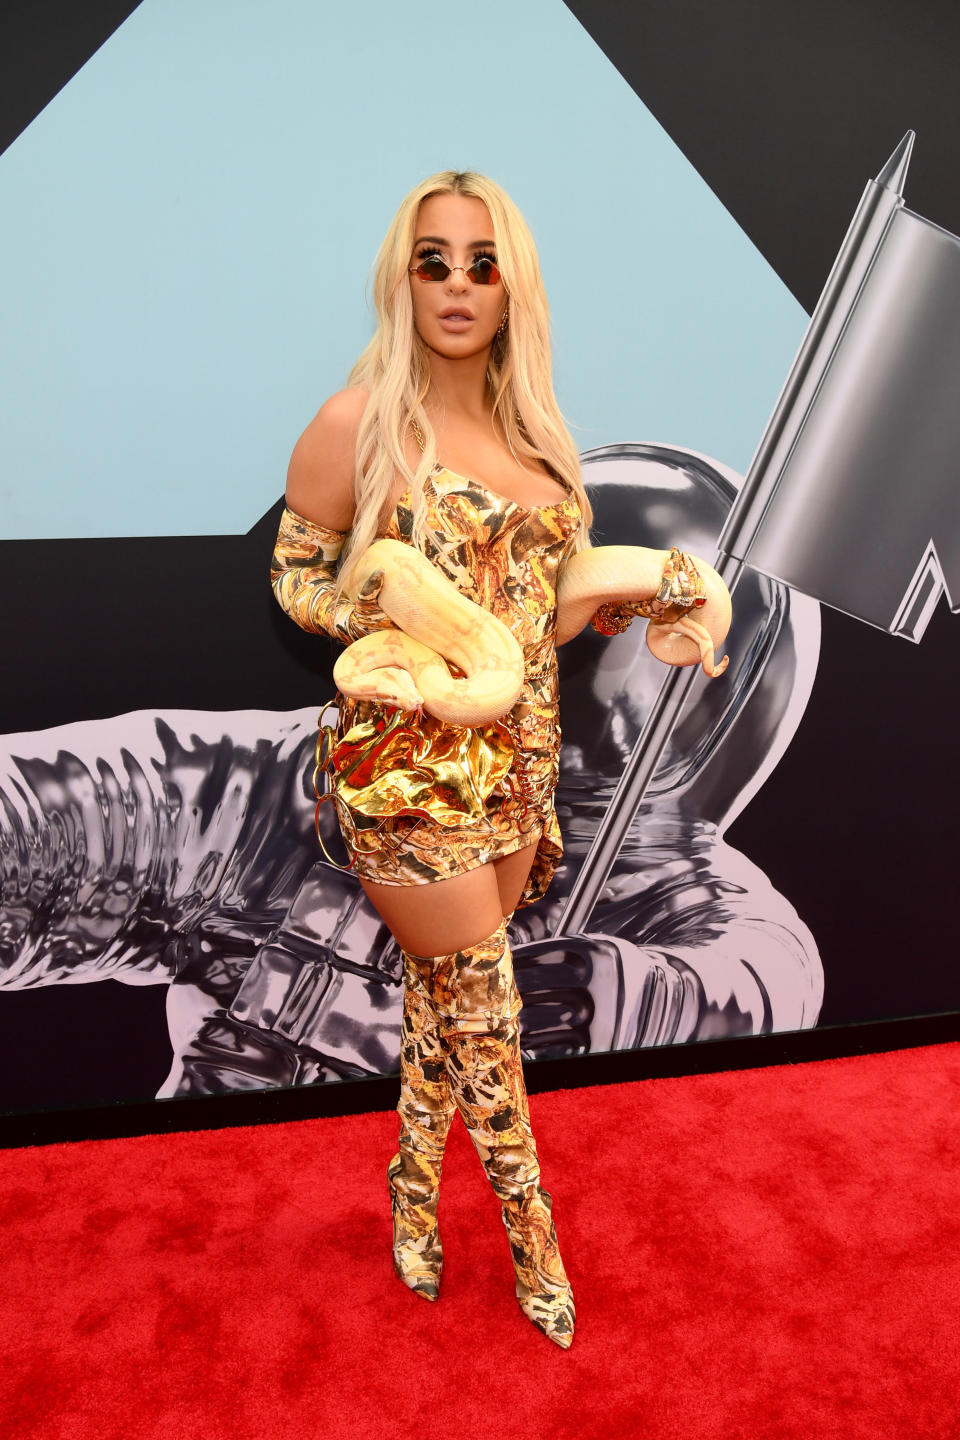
272, 171, 599, 1349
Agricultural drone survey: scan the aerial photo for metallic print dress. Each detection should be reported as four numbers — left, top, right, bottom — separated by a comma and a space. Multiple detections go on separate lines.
334, 465, 582, 907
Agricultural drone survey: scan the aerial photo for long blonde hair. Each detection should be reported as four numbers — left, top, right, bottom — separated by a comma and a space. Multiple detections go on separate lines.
339, 170, 592, 589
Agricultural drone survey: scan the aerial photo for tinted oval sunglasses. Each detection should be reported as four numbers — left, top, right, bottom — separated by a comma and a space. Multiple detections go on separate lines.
408, 254, 502, 286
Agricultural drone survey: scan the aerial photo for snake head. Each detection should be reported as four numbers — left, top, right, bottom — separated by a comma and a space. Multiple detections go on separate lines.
357, 568, 386, 603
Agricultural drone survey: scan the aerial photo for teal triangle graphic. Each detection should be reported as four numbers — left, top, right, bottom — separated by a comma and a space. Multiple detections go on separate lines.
0, 0, 806, 539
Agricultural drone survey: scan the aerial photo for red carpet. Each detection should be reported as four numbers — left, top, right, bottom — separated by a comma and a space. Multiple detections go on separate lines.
2, 1042, 959, 1440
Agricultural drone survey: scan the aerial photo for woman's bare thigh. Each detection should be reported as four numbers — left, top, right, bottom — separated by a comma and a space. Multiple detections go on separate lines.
491, 839, 539, 918
359, 841, 538, 956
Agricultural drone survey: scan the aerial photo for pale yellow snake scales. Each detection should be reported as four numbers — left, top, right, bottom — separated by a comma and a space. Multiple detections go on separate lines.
333, 538, 731, 727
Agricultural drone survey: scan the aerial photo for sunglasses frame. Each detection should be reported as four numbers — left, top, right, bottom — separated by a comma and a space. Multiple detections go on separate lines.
408, 254, 502, 286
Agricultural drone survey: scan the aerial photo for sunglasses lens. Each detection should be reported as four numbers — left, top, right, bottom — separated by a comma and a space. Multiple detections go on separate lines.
415, 257, 450, 282
468, 258, 501, 286
412, 257, 500, 284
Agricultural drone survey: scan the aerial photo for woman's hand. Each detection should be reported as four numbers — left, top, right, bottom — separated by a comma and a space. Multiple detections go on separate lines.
556, 544, 731, 676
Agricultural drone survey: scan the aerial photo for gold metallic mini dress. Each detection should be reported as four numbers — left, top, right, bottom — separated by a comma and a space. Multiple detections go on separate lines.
335, 465, 581, 908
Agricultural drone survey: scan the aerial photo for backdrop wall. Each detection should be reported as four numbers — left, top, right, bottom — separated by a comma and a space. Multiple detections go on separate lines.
1, 0, 956, 1113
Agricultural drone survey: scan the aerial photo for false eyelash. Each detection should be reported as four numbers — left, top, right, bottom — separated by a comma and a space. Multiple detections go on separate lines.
414, 246, 498, 264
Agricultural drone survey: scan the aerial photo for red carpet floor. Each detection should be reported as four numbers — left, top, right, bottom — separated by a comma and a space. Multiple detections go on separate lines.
2, 1042, 959, 1440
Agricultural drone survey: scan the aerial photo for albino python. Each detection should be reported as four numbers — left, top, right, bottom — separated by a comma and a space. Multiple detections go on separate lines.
333, 538, 732, 727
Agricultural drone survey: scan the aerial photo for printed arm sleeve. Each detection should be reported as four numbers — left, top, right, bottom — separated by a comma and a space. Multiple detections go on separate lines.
270, 505, 394, 646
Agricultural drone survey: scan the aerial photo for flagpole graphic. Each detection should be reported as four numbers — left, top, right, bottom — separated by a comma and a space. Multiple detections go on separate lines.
557, 131, 960, 938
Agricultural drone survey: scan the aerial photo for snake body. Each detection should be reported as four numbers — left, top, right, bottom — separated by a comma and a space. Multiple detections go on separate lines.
332, 539, 525, 726
556, 545, 731, 669
333, 538, 731, 726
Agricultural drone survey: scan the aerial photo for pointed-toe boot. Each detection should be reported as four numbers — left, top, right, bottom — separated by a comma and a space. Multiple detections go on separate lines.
387, 955, 457, 1301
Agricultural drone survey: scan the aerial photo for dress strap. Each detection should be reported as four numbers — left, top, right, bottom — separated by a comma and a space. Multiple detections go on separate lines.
410, 410, 529, 456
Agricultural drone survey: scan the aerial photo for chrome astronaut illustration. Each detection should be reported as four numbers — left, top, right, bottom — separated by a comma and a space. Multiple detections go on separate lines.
0, 443, 824, 1100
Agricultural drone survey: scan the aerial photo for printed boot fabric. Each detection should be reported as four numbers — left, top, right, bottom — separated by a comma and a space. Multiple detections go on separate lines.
387, 918, 576, 1349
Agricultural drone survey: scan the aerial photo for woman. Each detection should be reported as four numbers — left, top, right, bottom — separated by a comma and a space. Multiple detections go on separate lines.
271, 171, 694, 1349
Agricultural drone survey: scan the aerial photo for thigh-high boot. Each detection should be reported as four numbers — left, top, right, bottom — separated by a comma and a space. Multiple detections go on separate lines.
405, 918, 576, 1348
386, 952, 458, 1301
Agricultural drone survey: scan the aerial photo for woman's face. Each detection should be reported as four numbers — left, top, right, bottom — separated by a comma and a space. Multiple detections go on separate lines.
408, 192, 506, 360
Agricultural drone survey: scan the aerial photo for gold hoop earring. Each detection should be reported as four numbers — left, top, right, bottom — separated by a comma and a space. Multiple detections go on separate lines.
495, 307, 509, 340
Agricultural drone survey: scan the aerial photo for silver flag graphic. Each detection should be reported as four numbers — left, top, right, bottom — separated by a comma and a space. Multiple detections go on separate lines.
720, 131, 960, 640
559, 133, 959, 935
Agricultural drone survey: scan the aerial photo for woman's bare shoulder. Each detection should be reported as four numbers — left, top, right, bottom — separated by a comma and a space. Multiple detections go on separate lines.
285, 385, 370, 530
